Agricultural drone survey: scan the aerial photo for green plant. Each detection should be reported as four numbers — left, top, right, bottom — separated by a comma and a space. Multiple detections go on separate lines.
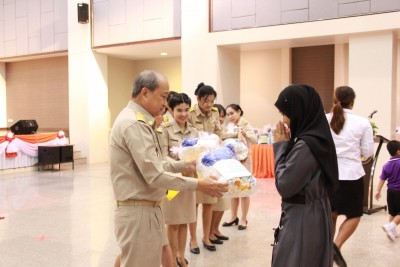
370, 120, 378, 136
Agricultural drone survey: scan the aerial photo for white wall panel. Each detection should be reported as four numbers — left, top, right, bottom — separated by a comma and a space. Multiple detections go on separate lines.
255, 0, 281, 27
28, 0, 40, 37
109, 0, 125, 25
126, 0, 143, 41
54, 32, 67, 50
162, 0, 173, 37
144, 0, 162, 20
172, 0, 181, 36
4, 3, 16, 41
16, 0, 27, 17
4, 0, 15, 3
0, 0, 4, 21
41, 0, 53, 13
0, 21, 4, 57
109, 24, 126, 44
93, 1, 109, 46
143, 18, 163, 40
16, 16, 28, 55
4, 40, 16, 57
28, 36, 41, 53
54, 0, 68, 33
212, 0, 231, 32
232, 0, 255, 17
231, 15, 255, 29
40, 11, 54, 52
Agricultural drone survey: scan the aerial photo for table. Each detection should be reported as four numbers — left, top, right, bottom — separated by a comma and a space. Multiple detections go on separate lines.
38, 145, 74, 170
250, 144, 275, 178
0, 132, 68, 170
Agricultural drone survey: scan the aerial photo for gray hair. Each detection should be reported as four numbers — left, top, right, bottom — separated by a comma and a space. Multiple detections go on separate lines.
131, 70, 164, 98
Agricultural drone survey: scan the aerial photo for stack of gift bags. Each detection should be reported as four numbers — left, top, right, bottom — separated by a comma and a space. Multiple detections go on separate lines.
170, 131, 257, 199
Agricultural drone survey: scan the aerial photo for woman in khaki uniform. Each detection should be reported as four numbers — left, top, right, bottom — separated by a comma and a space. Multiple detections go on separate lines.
222, 104, 257, 230
187, 83, 230, 253
161, 93, 198, 267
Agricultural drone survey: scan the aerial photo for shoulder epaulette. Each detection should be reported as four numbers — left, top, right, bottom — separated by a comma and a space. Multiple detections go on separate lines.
189, 106, 195, 112
211, 107, 218, 112
163, 115, 169, 122
136, 112, 146, 123
156, 127, 163, 133
161, 121, 171, 128
241, 119, 248, 126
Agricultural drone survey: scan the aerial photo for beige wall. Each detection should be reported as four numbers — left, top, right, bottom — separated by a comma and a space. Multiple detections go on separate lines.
108, 56, 182, 126
6, 57, 69, 131
134, 57, 182, 92
240, 49, 286, 130
108, 57, 136, 126
217, 47, 240, 106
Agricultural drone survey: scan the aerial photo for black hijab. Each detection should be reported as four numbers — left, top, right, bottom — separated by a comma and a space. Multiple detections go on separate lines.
274, 84, 339, 192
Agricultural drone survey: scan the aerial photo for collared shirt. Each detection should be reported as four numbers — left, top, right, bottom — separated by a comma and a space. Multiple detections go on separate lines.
379, 156, 400, 191
326, 109, 374, 181
188, 105, 222, 136
161, 120, 198, 161
109, 101, 198, 202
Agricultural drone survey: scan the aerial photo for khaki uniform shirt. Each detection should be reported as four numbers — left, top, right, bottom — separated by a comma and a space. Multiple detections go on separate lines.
161, 120, 199, 162
163, 112, 174, 124
188, 105, 222, 136
109, 101, 198, 202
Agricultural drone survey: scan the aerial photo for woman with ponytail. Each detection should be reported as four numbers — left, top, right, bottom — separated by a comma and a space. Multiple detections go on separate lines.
327, 86, 374, 267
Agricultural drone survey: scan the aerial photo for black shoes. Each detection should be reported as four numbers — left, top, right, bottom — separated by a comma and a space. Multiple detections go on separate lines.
202, 240, 216, 251
333, 243, 347, 267
176, 257, 188, 267
214, 233, 229, 240
190, 245, 200, 254
238, 220, 248, 230
209, 238, 223, 245
222, 217, 239, 227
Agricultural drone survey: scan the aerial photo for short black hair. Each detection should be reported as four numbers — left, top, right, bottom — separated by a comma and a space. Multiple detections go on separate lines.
387, 140, 400, 156
194, 82, 217, 99
168, 93, 191, 110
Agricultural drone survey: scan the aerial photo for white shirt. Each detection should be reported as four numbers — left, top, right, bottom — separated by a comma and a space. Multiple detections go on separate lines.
326, 109, 374, 181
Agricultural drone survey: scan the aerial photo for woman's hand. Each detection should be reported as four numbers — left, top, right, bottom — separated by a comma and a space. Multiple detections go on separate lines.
273, 121, 290, 143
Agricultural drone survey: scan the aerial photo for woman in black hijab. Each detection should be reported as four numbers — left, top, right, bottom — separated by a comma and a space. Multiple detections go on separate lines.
271, 84, 339, 267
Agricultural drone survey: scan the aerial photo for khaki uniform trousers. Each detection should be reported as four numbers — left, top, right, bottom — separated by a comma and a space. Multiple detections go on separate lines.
114, 200, 168, 267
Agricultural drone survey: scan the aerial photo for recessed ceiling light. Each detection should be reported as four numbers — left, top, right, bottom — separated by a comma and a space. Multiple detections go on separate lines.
160, 52, 168, 56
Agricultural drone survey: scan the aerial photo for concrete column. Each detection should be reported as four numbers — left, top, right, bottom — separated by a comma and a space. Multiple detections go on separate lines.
349, 31, 396, 139
68, 1, 109, 163
0, 63, 6, 128
181, 1, 218, 98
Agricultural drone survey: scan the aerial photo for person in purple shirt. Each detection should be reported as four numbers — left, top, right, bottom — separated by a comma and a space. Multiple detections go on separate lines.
375, 140, 400, 241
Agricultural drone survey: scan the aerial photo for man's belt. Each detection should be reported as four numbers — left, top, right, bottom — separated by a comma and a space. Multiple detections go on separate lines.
116, 199, 161, 207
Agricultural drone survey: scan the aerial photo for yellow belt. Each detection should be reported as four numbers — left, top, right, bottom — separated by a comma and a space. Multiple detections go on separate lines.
116, 199, 161, 207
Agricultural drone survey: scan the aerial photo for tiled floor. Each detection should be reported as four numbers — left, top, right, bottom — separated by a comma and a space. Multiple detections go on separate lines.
1, 163, 399, 267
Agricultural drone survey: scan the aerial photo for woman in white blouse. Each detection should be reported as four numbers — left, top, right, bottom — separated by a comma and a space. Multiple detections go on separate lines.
326, 86, 374, 267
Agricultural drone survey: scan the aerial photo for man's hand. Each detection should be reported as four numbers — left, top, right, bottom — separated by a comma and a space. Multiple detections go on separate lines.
183, 159, 196, 175
197, 176, 229, 197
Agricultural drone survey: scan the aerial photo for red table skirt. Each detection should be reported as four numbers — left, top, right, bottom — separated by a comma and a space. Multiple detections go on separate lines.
251, 144, 275, 178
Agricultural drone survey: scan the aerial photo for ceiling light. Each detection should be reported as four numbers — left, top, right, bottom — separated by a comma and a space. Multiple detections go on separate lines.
160, 52, 168, 56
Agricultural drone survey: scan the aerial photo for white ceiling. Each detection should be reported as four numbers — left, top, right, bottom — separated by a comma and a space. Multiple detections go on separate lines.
93, 39, 182, 60
92, 34, 351, 61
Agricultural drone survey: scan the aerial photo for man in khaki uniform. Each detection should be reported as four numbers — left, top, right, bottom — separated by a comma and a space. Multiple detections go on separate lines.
110, 70, 227, 267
